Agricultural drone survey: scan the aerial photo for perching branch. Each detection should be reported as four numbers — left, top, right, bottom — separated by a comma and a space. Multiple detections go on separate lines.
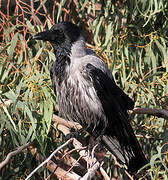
0, 142, 31, 169
55, 120, 111, 180
53, 114, 82, 130
53, 115, 133, 179
26, 137, 106, 180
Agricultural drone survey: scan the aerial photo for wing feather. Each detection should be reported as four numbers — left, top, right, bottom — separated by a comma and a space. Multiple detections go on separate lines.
85, 63, 148, 172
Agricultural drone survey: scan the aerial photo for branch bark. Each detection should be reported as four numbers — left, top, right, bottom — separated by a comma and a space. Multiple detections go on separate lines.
80, 161, 100, 180
53, 114, 82, 130
26, 137, 107, 180
0, 142, 31, 169
25, 138, 77, 180
132, 107, 168, 120
28, 143, 82, 180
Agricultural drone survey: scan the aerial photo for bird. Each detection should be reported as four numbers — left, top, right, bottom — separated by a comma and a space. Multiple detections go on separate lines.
33, 21, 148, 174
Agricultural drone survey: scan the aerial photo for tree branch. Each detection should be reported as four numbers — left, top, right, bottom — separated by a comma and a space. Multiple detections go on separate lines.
25, 138, 78, 180
0, 142, 31, 169
53, 116, 123, 180
53, 114, 82, 130
28, 144, 81, 180
80, 161, 100, 180
99, 167, 110, 180
132, 107, 168, 119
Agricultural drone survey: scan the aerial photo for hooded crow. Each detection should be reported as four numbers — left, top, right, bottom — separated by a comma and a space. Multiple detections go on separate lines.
33, 21, 148, 174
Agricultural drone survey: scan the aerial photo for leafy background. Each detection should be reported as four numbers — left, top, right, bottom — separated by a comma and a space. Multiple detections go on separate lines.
0, 0, 168, 179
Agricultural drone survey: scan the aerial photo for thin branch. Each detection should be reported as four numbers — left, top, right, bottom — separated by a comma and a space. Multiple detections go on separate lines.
110, 154, 134, 180
132, 107, 168, 119
0, 142, 31, 169
61, 147, 87, 160
99, 167, 110, 180
25, 138, 75, 180
80, 161, 100, 180
28, 144, 81, 180
56, 120, 111, 179
72, 139, 102, 179
62, 155, 84, 179
72, 139, 88, 161
91, 144, 98, 167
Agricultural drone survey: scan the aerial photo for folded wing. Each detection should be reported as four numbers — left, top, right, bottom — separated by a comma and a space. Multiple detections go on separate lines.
85, 63, 148, 173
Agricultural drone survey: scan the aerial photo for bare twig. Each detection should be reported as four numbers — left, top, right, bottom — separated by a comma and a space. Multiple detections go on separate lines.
55, 118, 111, 180
62, 155, 84, 179
99, 167, 110, 180
132, 107, 168, 119
61, 147, 87, 160
72, 139, 88, 161
0, 142, 31, 169
1, 101, 17, 131
28, 144, 81, 180
25, 138, 74, 180
110, 154, 134, 180
91, 144, 98, 167
80, 161, 100, 180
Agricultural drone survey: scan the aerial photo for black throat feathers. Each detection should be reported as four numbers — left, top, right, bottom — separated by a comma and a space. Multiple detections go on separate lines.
50, 45, 71, 86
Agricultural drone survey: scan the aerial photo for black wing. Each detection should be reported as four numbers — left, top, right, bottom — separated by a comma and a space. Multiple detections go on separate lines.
86, 63, 147, 173
86, 63, 134, 114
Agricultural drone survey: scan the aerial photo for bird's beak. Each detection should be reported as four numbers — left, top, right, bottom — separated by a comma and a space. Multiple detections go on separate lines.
33, 30, 51, 41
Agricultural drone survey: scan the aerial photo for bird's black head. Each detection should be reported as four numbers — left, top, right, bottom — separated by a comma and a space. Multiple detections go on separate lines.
33, 22, 80, 49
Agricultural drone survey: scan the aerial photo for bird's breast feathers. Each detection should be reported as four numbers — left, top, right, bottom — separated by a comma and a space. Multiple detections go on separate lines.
56, 62, 107, 133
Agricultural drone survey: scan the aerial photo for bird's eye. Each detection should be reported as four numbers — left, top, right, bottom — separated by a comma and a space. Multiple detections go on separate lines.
51, 28, 65, 43
53, 29, 63, 35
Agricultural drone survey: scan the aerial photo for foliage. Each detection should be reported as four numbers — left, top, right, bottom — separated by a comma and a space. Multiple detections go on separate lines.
0, 0, 168, 179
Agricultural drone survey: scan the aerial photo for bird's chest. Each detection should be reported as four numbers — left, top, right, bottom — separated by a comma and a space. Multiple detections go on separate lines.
55, 71, 106, 134
58, 75, 89, 127
55, 71, 86, 121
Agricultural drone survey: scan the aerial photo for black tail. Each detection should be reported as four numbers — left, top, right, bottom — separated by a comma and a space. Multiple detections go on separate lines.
102, 131, 148, 174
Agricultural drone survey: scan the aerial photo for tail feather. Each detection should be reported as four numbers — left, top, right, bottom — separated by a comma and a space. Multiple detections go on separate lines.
102, 134, 148, 173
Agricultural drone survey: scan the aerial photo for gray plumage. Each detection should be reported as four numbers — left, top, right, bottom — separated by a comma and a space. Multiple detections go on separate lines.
52, 36, 109, 132
33, 21, 148, 174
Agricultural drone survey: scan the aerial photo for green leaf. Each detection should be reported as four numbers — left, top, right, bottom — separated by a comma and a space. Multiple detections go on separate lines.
8, 32, 18, 60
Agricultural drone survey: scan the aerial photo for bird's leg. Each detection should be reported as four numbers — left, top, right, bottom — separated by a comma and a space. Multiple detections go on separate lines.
65, 121, 84, 140
64, 128, 83, 150
65, 128, 80, 140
